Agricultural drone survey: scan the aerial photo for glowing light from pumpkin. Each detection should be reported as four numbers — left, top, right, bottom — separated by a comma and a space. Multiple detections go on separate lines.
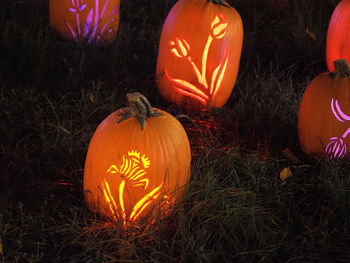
101, 150, 173, 226
326, 98, 350, 159
66, 0, 118, 43
326, 0, 350, 71
164, 13, 229, 105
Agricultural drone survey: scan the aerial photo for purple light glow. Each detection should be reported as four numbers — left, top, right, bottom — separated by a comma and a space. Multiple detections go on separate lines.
331, 98, 344, 122
88, 0, 99, 43
325, 137, 346, 159
76, 14, 81, 35
331, 98, 350, 122
326, 98, 350, 159
101, 0, 109, 19
343, 127, 350, 138
65, 22, 77, 39
65, 0, 118, 42
84, 9, 93, 37
100, 22, 109, 34
335, 99, 350, 121
111, 4, 118, 16
80, 4, 87, 10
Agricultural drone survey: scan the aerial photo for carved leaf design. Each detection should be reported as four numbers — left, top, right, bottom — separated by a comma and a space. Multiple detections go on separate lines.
165, 70, 208, 104
83, 8, 93, 37
210, 50, 228, 99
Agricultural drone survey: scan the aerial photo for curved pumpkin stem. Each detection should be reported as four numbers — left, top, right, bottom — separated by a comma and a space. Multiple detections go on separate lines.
207, 0, 230, 7
332, 59, 350, 78
118, 92, 164, 130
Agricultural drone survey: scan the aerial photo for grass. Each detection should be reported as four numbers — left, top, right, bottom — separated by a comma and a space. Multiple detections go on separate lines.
1, 0, 350, 262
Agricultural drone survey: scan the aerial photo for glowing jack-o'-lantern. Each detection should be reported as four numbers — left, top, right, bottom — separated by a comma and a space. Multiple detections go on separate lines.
326, 0, 350, 71
298, 59, 350, 160
49, 0, 120, 44
156, 0, 243, 111
84, 92, 191, 226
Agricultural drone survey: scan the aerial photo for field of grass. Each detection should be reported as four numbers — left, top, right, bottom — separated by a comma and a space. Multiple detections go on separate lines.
1, 0, 350, 262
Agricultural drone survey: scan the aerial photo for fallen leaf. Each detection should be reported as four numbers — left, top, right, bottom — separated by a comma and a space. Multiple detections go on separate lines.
305, 27, 316, 40
280, 167, 292, 181
89, 93, 95, 102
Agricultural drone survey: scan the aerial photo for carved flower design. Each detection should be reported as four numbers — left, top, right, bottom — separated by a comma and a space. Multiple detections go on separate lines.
69, 0, 87, 13
170, 38, 190, 58
102, 150, 165, 225
325, 137, 347, 159
164, 12, 229, 107
106, 150, 150, 189
210, 13, 228, 39
325, 98, 350, 159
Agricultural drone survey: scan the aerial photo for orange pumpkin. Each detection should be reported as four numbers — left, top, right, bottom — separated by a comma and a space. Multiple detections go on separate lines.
49, 0, 120, 44
84, 92, 191, 226
156, 0, 243, 111
326, 0, 350, 71
298, 59, 350, 160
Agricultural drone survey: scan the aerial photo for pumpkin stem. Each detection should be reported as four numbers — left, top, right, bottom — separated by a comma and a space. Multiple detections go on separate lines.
207, 0, 230, 7
118, 92, 164, 130
332, 59, 350, 78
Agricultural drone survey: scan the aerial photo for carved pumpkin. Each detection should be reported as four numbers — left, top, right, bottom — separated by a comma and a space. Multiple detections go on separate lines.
49, 0, 120, 44
326, 0, 350, 71
84, 93, 191, 226
298, 59, 350, 160
156, 0, 243, 111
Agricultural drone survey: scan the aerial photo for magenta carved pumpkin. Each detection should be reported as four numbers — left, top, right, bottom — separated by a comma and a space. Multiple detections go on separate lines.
49, 0, 120, 44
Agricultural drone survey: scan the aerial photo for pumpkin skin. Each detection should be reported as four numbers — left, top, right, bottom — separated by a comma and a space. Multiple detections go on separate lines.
84, 93, 191, 225
326, 0, 350, 71
156, 0, 243, 111
298, 60, 350, 160
49, 0, 120, 44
